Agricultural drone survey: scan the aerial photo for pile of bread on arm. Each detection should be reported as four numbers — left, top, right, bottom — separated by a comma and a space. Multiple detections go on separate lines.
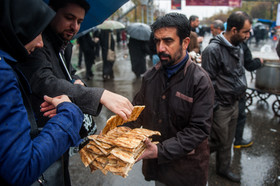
79, 106, 161, 178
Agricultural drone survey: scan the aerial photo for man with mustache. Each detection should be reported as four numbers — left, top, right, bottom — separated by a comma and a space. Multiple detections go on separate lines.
129, 13, 214, 186
202, 11, 252, 182
19, 0, 133, 185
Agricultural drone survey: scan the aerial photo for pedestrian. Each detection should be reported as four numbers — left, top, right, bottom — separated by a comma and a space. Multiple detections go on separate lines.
77, 39, 83, 68
77, 32, 95, 80
202, 11, 252, 182
116, 29, 121, 45
234, 41, 263, 148
0, 0, 84, 185
93, 29, 101, 58
121, 29, 127, 45
100, 29, 115, 80
187, 31, 200, 53
210, 20, 225, 37
19, 0, 133, 185
128, 37, 150, 78
208, 20, 262, 149
189, 15, 203, 53
130, 13, 214, 186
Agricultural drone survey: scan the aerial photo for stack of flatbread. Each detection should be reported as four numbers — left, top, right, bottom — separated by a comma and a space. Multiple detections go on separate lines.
79, 105, 161, 178
101, 105, 146, 135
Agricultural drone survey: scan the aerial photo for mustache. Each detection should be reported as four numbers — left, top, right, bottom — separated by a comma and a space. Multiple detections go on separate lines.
65, 29, 76, 34
158, 52, 171, 58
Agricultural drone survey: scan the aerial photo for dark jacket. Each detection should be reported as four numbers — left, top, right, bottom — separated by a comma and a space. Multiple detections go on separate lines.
0, 0, 83, 185
99, 30, 115, 76
202, 33, 247, 107
128, 37, 150, 77
129, 58, 214, 186
77, 33, 95, 57
241, 41, 262, 71
19, 26, 104, 128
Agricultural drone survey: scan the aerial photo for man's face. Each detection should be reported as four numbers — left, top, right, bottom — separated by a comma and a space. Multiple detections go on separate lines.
50, 3, 85, 41
154, 27, 189, 67
230, 20, 251, 46
25, 34, 44, 54
191, 18, 200, 28
210, 25, 222, 37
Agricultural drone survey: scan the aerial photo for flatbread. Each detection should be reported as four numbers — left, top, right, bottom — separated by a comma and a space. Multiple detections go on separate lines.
79, 109, 162, 179
89, 163, 98, 173
110, 148, 135, 164
79, 148, 96, 167
102, 106, 145, 134
86, 143, 103, 155
106, 126, 132, 138
92, 159, 108, 175
130, 128, 161, 137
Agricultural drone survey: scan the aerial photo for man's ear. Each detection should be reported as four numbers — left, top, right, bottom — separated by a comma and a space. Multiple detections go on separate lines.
182, 37, 190, 50
231, 27, 237, 34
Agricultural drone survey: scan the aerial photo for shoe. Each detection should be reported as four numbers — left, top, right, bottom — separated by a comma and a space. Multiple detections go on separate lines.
234, 139, 253, 149
217, 171, 240, 182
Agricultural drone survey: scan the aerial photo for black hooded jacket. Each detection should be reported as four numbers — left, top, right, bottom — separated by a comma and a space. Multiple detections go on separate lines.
202, 33, 247, 107
0, 0, 55, 61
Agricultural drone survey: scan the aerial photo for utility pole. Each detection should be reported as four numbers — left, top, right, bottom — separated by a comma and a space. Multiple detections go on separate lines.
147, 0, 154, 25
140, 0, 149, 23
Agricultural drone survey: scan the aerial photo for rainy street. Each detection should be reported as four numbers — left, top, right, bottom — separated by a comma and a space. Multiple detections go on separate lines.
69, 35, 280, 186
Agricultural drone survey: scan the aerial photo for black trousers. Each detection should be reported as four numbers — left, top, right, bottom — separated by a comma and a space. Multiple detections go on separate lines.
235, 95, 246, 143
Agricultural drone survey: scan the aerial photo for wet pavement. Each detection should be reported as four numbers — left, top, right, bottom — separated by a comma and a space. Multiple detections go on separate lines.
69, 38, 280, 186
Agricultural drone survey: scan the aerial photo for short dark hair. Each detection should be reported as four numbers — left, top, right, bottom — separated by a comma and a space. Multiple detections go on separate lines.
213, 20, 224, 31
49, 0, 90, 13
189, 15, 198, 23
151, 13, 190, 43
226, 11, 252, 32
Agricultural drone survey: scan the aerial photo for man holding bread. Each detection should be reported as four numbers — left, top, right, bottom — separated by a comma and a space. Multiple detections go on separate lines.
130, 13, 214, 186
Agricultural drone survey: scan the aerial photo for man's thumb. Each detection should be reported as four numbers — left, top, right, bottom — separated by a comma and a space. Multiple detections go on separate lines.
44, 95, 53, 103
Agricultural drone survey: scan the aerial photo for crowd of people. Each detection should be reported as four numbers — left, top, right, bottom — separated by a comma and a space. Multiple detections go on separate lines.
0, 0, 277, 185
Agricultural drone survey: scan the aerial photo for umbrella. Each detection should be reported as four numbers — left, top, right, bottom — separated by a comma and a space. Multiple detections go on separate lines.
97, 20, 125, 30
43, 0, 128, 33
126, 22, 151, 41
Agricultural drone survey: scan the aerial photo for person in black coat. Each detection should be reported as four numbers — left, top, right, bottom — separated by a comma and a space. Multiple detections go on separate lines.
93, 29, 101, 58
234, 41, 263, 148
100, 30, 115, 80
128, 37, 150, 78
77, 33, 95, 80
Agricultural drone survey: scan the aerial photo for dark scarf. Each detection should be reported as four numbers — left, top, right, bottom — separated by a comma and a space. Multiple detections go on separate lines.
165, 53, 189, 79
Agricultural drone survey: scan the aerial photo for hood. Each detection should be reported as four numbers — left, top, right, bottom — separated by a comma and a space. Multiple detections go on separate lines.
210, 33, 241, 59
0, 0, 55, 61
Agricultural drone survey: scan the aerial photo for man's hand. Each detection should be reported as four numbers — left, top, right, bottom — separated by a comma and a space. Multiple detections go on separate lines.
74, 79, 84, 86
136, 138, 158, 162
100, 90, 133, 121
40, 95, 71, 118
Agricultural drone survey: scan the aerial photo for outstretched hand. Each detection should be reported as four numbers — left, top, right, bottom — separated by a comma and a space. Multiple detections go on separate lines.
100, 90, 134, 121
40, 95, 71, 118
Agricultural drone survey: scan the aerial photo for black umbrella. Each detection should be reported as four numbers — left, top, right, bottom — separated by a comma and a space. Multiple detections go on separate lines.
127, 22, 151, 41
